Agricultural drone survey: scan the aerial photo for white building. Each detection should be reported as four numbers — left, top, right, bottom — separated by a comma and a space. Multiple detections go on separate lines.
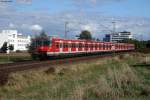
103, 31, 133, 42
0, 30, 31, 51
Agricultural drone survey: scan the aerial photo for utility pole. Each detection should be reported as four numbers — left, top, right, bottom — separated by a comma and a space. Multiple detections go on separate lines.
112, 21, 116, 34
65, 21, 69, 39
112, 21, 116, 56
140, 34, 144, 48
111, 21, 116, 43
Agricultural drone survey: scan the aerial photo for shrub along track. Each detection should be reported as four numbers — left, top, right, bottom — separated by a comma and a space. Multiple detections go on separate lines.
0, 52, 133, 85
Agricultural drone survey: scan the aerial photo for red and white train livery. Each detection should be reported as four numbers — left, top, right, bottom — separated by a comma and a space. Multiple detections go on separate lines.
36, 38, 135, 57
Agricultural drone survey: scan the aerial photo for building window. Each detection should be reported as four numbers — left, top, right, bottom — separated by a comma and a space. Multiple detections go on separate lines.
13, 34, 15, 38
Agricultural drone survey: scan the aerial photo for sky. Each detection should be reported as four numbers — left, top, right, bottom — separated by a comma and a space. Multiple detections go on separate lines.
0, 0, 150, 40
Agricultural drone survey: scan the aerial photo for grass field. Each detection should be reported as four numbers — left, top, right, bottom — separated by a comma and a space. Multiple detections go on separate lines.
0, 53, 149, 100
0, 53, 31, 63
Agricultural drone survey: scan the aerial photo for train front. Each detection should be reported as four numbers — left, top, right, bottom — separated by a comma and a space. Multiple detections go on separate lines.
33, 37, 52, 59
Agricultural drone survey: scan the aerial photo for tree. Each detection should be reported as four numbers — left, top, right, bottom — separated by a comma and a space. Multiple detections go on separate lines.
120, 39, 148, 49
146, 40, 150, 48
0, 42, 8, 53
9, 45, 14, 51
96, 38, 101, 41
77, 30, 92, 40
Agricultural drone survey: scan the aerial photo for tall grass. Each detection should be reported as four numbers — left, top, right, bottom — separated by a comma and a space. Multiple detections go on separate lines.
0, 53, 149, 100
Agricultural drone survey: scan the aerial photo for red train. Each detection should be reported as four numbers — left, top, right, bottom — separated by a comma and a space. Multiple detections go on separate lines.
33, 37, 135, 59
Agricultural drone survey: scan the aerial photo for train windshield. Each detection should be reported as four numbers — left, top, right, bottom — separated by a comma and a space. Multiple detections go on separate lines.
35, 39, 52, 46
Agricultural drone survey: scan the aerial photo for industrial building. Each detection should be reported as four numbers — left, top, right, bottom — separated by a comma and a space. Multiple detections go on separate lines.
0, 30, 31, 52
103, 31, 133, 42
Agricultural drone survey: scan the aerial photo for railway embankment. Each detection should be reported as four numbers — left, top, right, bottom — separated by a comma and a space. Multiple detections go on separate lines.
0, 53, 149, 100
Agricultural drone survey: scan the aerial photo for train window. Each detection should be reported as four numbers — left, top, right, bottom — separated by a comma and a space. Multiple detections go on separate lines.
63, 43, 68, 48
96, 44, 98, 48
79, 43, 82, 48
110, 45, 112, 49
80, 44, 82, 48
71, 44, 73, 48
85, 44, 88, 48
74, 44, 76, 48
63, 43, 65, 48
103, 44, 105, 49
72, 43, 75, 48
76, 44, 78, 48
82, 44, 85, 48
108, 45, 111, 49
91, 44, 93, 48
60, 43, 62, 48
68, 43, 71, 48
56, 43, 59, 48
88, 44, 90, 48
116, 45, 118, 49
99, 44, 102, 48
66, 43, 68, 48
105, 45, 108, 49
109, 45, 111, 49
93, 44, 95, 48
105, 45, 107, 49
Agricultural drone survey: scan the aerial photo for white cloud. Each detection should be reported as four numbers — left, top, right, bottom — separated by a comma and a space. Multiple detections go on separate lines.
0, 9, 149, 40
30, 24, 43, 32
73, 0, 125, 7
9, 23, 15, 28
16, 0, 32, 4
81, 23, 98, 34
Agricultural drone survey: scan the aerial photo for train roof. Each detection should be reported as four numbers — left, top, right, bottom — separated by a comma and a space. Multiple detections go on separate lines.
52, 38, 134, 45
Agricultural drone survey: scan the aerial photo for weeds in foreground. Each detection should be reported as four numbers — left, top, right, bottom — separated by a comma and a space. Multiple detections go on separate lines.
0, 53, 149, 100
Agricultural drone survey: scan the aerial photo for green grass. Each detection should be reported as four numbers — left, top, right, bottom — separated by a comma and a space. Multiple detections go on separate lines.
0, 55, 31, 63
0, 53, 149, 100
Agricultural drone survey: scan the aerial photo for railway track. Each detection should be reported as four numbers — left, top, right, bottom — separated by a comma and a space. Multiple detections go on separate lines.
0, 52, 133, 85
0, 51, 135, 74
0, 53, 116, 73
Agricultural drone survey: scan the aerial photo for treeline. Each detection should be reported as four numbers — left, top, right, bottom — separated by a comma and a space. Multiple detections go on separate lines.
0, 42, 14, 53
120, 39, 150, 49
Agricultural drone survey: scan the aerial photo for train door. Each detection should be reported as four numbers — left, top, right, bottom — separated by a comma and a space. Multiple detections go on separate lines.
85, 43, 88, 51
112, 44, 115, 51
92, 43, 94, 51
55, 42, 59, 52
88, 43, 91, 52
78, 43, 82, 52
60, 42, 63, 53
76, 42, 79, 52
71, 43, 76, 53
63, 43, 67, 52
68, 42, 71, 53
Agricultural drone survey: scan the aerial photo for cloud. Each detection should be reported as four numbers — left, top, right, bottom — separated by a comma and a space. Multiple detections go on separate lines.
16, 0, 32, 4
30, 24, 43, 32
0, 7, 149, 40
9, 23, 15, 28
0, 0, 149, 40
72, 0, 125, 7
80, 23, 99, 34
